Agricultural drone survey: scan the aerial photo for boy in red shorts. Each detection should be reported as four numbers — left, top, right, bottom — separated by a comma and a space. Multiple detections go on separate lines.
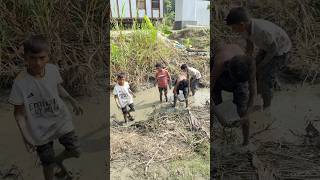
154, 63, 172, 102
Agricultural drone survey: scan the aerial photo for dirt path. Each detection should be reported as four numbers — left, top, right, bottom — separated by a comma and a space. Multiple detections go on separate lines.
110, 87, 210, 123
0, 91, 107, 179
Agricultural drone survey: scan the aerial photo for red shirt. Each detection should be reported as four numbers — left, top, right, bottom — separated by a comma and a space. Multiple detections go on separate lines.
155, 69, 170, 88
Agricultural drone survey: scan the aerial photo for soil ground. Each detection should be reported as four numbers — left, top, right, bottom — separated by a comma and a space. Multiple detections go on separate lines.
110, 27, 211, 179
213, 82, 320, 179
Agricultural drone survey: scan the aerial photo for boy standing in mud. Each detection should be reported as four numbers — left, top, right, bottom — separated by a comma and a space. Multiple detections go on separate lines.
113, 73, 136, 123
8, 35, 83, 180
154, 63, 172, 102
226, 7, 291, 112
172, 72, 189, 108
180, 64, 202, 96
212, 43, 256, 146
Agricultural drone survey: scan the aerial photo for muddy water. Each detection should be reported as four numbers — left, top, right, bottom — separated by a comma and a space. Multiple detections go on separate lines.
256, 84, 320, 143
215, 84, 320, 144
110, 87, 210, 122
0, 91, 107, 179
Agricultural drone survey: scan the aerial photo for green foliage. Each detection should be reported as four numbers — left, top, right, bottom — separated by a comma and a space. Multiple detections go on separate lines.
111, 16, 175, 84
143, 15, 157, 44
169, 157, 210, 179
163, 0, 175, 27
183, 38, 192, 48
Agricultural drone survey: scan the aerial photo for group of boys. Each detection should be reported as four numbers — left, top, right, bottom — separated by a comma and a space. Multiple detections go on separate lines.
113, 63, 202, 123
6, 5, 291, 180
212, 7, 291, 146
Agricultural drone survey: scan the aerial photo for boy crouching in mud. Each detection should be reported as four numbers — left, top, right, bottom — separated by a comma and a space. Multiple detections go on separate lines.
226, 7, 291, 113
180, 64, 202, 96
113, 73, 136, 123
172, 72, 189, 108
8, 35, 83, 180
212, 44, 256, 146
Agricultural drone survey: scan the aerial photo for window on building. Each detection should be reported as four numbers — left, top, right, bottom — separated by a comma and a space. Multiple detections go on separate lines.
137, 0, 145, 9
152, 0, 159, 9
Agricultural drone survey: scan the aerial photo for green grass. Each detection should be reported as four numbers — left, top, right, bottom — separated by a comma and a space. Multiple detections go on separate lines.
110, 16, 178, 86
168, 156, 210, 180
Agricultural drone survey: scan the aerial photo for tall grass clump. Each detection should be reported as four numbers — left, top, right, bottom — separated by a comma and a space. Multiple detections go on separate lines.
0, 0, 108, 96
212, 0, 320, 82
110, 16, 178, 86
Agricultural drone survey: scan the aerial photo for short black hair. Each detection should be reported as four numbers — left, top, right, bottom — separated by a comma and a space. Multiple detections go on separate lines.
226, 7, 250, 25
23, 34, 49, 54
180, 64, 188, 70
155, 63, 163, 68
229, 55, 251, 82
117, 72, 126, 79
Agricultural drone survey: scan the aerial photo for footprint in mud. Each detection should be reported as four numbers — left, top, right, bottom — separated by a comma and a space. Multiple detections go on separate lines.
55, 169, 81, 180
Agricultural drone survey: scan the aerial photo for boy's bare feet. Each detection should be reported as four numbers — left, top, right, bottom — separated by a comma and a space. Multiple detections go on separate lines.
54, 163, 73, 179
129, 115, 135, 121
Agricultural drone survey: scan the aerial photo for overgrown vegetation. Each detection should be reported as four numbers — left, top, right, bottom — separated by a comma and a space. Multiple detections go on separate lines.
111, 104, 210, 179
212, 0, 320, 82
110, 16, 177, 88
163, 0, 175, 27
169, 28, 210, 50
0, 0, 108, 96
110, 17, 210, 90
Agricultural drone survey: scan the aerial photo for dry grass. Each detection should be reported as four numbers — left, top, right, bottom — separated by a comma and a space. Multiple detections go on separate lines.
110, 18, 210, 90
0, 0, 108, 96
110, 104, 210, 177
212, 0, 320, 82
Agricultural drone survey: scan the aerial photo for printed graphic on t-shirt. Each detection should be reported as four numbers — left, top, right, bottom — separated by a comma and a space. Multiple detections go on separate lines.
118, 90, 129, 103
119, 92, 128, 100
28, 98, 60, 117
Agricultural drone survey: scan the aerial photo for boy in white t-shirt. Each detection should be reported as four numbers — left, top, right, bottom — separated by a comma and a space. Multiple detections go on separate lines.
8, 35, 83, 180
181, 64, 202, 96
113, 73, 136, 123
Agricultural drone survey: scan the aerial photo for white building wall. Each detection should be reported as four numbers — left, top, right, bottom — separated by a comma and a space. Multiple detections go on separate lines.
111, 0, 118, 17
131, 0, 137, 17
174, 0, 183, 21
160, 0, 164, 18
195, 0, 210, 26
111, 0, 163, 19
118, 0, 130, 18
175, 0, 196, 21
146, 0, 152, 17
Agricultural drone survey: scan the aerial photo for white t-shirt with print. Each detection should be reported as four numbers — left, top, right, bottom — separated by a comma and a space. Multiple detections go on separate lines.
113, 82, 133, 108
8, 64, 74, 146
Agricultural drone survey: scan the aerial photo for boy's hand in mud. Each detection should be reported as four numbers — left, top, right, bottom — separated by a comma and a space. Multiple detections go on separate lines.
23, 138, 35, 153
173, 89, 177, 94
231, 116, 249, 127
71, 100, 83, 115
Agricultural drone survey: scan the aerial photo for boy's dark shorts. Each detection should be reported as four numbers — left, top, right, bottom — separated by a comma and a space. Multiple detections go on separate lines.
213, 73, 249, 116
158, 87, 168, 93
36, 131, 80, 166
121, 103, 135, 114
256, 50, 289, 96
190, 77, 200, 91
175, 87, 189, 99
